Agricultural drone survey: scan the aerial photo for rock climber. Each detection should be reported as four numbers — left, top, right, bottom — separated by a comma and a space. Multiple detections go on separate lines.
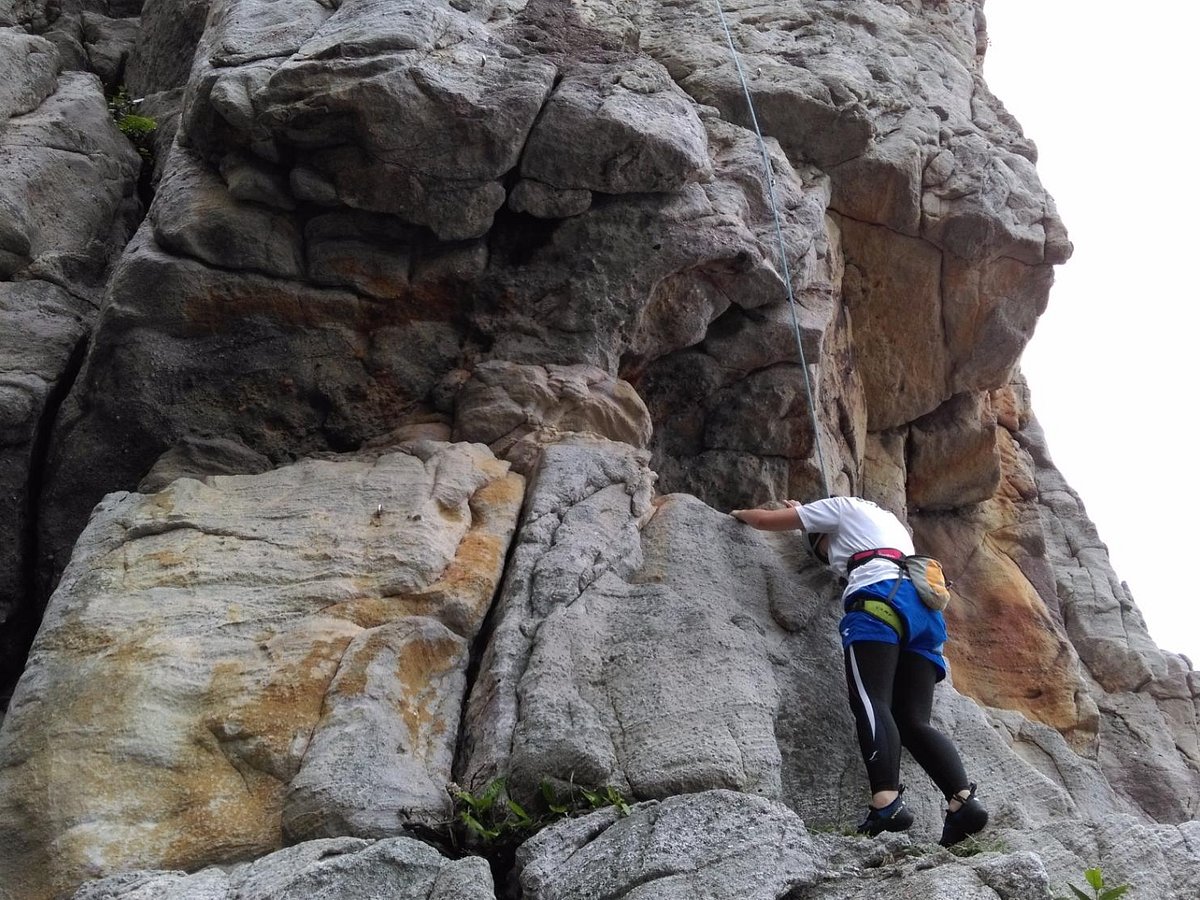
730, 494, 989, 846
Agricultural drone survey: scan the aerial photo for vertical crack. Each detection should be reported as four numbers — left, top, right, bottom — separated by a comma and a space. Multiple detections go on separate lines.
1, 330, 90, 710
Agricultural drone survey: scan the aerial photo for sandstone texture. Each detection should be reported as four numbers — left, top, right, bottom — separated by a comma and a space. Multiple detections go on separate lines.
0, 0, 1197, 898
0, 444, 522, 898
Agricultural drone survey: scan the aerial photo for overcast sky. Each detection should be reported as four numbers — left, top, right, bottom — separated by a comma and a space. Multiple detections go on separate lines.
981, 2, 1200, 663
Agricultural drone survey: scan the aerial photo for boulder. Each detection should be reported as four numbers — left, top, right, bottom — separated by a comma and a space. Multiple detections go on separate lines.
520, 58, 712, 195
0, 29, 59, 121
0, 71, 141, 288
516, 790, 817, 900
72, 836, 496, 899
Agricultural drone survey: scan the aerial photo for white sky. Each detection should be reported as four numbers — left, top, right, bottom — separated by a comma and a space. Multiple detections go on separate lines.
982, 2, 1200, 663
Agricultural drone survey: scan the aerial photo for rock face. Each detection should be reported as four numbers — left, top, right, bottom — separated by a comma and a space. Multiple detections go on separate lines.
73, 836, 497, 899
0, 444, 522, 898
0, 0, 1197, 898
0, 25, 141, 695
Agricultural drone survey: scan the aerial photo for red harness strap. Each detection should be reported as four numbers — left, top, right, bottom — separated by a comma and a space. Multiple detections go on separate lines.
846, 547, 905, 574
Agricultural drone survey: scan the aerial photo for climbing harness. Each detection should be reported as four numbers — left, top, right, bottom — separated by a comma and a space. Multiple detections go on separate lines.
847, 548, 953, 612
845, 584, 906, 639
713, 0, 831, 499
847, 548, 907, 572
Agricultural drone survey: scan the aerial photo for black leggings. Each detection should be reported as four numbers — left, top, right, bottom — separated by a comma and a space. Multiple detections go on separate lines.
844, 640, 970, 798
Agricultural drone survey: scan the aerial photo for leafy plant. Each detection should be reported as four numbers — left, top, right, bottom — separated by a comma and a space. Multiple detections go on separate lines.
107, 87, 157, 161
448, 777, 631, 848
450, 778, 533, 844
577, 783, 632, 816
1054, 866, 1129, 900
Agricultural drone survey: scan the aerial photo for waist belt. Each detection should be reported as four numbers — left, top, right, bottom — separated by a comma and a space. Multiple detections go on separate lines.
846, 580, 906, 639
846, 547, 906, 574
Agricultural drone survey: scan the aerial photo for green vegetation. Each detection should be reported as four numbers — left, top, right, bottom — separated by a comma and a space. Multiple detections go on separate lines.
448, 777, 631, 848
107, 87, 157, 161
1054, 867, 1130, 900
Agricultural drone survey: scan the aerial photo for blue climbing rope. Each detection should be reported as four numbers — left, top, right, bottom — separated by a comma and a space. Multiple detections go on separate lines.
713, 0, 832, 499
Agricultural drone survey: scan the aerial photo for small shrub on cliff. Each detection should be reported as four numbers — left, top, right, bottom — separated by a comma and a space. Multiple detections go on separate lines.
107, 87, 157, 161
1054, 866, 1129, 900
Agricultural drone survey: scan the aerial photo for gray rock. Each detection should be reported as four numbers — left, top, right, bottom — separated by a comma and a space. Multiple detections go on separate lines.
303, 211, 416, 297
135, 88, 185, 187
0, 29, 59, 121
517, 790, 818, 900
0, 64, 140, 697
792, 836, 1053, 900
205, 0, 330, 68
507, 179, 592, 219
282, 617, 469, 839
81, 13, 140, 88
136, 435, 272, 492
459, 435, 656, 796
72, 836, 496, 899
232, 838, 495, 900
125, 0, 212, 96
74, 868, 231, 899
217, 150, 295, 210
0, 71, 141, 289
1027, 412, 1200, 821
0, 282, 90, 691
238, 0, 558, 239
150, 145, 304, 278
36, 223, 471, 579
520, 59, 712, 195
998, 816, 1200, 900
452, 361, 653, 466
907, 391, 1001, 510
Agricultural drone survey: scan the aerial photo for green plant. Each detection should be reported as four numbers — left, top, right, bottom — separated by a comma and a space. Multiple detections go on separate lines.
577, 783, 632, 816
448, 777, 631, 848
1054, 867, 1129, 900
450, 778, 535, 844
107, 87, 157, 161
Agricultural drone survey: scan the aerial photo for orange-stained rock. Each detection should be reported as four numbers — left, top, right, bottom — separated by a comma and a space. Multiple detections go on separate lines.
838, 216, 947, 431
913, 495, 1098, 746
0, 443, 523, 900
907, 391, 1000, 510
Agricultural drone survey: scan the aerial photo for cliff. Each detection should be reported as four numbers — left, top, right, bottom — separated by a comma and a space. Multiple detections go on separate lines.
0, 0, 1196, 898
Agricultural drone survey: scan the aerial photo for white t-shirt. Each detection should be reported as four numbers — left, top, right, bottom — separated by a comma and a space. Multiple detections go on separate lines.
794, 496, 914, 598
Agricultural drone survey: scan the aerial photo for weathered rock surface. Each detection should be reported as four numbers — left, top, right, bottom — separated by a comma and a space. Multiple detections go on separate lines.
81, 12, 140, 88
76, 798, 1200, 900
0, 69, 140, 285
0, 282, 90, 691
0, 444, 522, 899
1, 0, 1197, 898
72, 836, 496, 899
0, 37, 141, 694
451, 361, 653, 471
37, 108, 830, 587
1027, 409, 1200, 822
125, 0, 210, 97
0, 29, 58, 121
517, 790, 818, 900
459, 434, 1137, 846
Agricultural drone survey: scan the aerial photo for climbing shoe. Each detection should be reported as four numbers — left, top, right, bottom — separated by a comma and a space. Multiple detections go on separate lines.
856, 787, 915, 837
939, 783, 989, 847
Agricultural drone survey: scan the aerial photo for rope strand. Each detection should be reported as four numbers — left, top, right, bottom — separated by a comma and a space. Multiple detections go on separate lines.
713, 0, 831, 499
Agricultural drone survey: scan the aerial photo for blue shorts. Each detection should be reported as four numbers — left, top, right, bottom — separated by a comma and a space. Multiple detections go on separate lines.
839, 579, 948, 680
